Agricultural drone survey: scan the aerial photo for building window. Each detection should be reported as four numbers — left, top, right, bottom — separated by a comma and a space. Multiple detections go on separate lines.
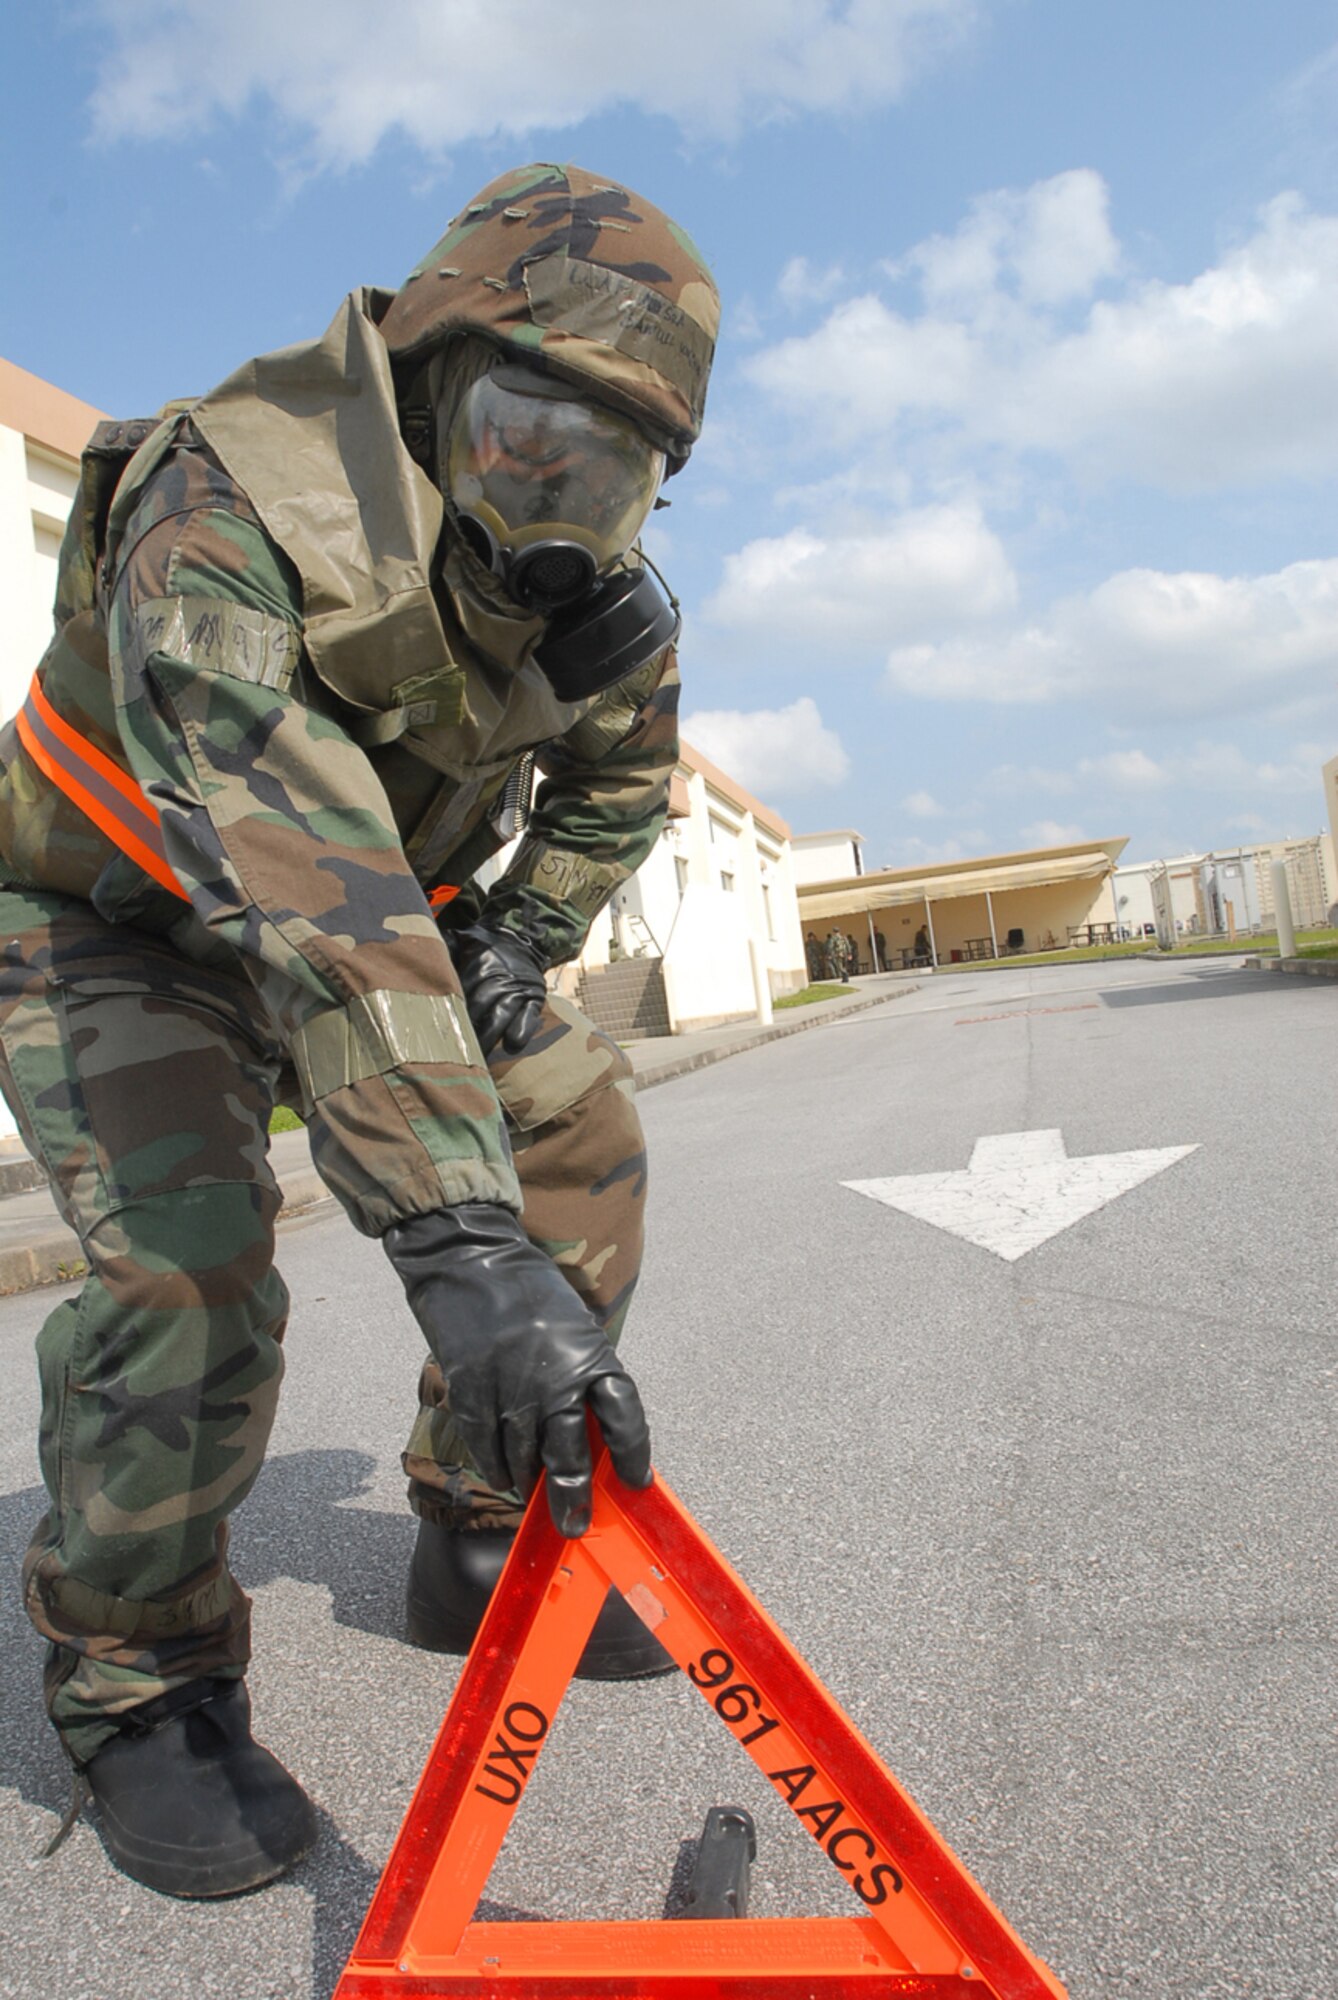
675, 856, 689, 899
720, 871, 735, 893
762, 884, 775, 939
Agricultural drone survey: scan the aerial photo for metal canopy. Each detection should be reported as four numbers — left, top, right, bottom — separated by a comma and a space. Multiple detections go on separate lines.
798, 845, 1122, 921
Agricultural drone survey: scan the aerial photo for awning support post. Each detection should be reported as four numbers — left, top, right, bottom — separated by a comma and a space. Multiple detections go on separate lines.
985, 888, 999, 960
924, 897, 939, 968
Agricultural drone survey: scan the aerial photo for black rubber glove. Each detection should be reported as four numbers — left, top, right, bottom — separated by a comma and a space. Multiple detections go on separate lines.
450, 923, 548, 1058
383, 1204, 652, 1536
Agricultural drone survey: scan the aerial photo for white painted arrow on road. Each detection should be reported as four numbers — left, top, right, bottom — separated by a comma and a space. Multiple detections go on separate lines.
842, 1128, 1199, 1262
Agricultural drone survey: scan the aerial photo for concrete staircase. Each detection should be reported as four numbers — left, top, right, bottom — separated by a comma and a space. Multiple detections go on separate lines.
576, 956, 670, 1041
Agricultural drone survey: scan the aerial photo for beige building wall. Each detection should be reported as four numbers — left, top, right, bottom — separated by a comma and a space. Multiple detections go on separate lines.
799, 838, 1127, 968
1249, 834, 1334, 931
1324, 758, 1338, 912
820, 875, 1121, 967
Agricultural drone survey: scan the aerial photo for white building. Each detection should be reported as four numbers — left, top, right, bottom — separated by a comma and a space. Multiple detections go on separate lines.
791, 829, 865, 886
0, 363, 111, 1141
1103, 854, 1209, 940
1, 358, 104, 721
611, 739, 805, 1022
537, 740, 807, 1034
1108, 834, 1336, 943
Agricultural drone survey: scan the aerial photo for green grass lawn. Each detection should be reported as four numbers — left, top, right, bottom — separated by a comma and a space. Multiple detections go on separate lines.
269, 1106, 304, 1133
1291, 930, 1338, 959
932, 941, 1153, 971
775, 981, 857, 1007
925, 926, 1338, 971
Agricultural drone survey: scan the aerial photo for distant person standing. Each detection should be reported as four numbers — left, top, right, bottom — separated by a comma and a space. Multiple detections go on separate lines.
824, 929, 850, 981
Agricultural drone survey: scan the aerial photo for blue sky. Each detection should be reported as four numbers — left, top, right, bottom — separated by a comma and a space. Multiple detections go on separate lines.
5, 1, 1337, 867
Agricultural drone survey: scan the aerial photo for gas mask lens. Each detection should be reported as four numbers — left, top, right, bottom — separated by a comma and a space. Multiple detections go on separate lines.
442, 369, 664, 612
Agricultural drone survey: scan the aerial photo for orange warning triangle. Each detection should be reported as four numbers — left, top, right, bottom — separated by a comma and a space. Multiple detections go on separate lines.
335, 1451, 1068, 1999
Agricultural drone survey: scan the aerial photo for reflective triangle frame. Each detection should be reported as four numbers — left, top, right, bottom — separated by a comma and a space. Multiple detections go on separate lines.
335, 1451, 1068, 1999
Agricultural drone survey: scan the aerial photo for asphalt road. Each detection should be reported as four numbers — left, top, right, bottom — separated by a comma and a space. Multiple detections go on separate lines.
0, 957, 1333, 1999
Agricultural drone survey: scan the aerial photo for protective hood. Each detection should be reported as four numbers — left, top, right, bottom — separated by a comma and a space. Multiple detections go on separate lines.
379, 163, 719, 469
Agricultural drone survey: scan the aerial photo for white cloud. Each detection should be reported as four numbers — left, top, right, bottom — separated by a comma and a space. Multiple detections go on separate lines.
901, 789, 944, 816
682, 696, 850, 795
880, 831, 988, 866
884, 555, 1338, 718
1077, 749, 1169, 789
85, 0, 979, 166
901, 167, 1119, 308
705, 504, 1016, 652
777, 256, 847, 310
749, 295, 977, 436
984, 762, 1077, 796
749, 184, 1338, 489
1003, 195, 1338, 485
1146, 742, 1326, 795
1019, 819, 1088, 846
684, 696, 852, 796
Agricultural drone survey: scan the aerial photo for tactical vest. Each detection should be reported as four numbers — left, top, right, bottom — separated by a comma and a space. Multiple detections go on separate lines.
4, 291, 601, 912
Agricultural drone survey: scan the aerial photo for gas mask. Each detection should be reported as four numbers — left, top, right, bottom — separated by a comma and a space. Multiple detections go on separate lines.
437, 362, 680, 699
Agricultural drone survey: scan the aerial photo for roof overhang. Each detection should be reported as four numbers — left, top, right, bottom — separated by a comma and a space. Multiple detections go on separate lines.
797, 841, 1126, 921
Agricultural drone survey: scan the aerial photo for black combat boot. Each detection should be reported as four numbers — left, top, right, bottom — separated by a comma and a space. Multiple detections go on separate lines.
80, 1677, 317, 1897
406, 1521, 675, 1678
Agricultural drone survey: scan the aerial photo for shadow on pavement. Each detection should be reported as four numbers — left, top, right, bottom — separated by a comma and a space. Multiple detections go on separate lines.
0, 1482, 70, 1821
0, 1462, 426, 2000
236, 1447, 419, 1644
1099, 969, 1303, 1007
0, 1452, 419, 1816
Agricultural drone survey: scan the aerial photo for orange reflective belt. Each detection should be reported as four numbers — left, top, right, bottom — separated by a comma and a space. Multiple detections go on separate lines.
18, 672, 462, 919
15, 674, 190, 903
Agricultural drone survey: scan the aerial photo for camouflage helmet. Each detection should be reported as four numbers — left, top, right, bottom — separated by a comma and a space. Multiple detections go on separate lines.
379, 163, 719, 469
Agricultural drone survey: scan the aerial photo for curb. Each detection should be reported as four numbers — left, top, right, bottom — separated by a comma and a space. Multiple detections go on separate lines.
630, 981, 919, 1091
0, 1168, 343, 1300
1243, 954, 1338, 979
0, 1237, 90, 1296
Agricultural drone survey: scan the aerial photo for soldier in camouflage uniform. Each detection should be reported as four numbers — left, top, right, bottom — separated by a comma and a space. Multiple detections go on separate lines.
824, 929, 851, 982
0, 163, 718, 1896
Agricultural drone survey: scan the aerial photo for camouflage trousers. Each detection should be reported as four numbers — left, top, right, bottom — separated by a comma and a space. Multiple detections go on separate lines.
0, 885, 646, 1764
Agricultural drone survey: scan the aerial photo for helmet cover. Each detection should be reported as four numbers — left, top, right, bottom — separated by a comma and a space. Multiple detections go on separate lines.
380, 163, 719, 467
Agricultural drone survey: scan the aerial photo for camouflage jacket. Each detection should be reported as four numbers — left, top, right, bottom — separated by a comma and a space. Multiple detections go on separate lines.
0, 292, 680, 1235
